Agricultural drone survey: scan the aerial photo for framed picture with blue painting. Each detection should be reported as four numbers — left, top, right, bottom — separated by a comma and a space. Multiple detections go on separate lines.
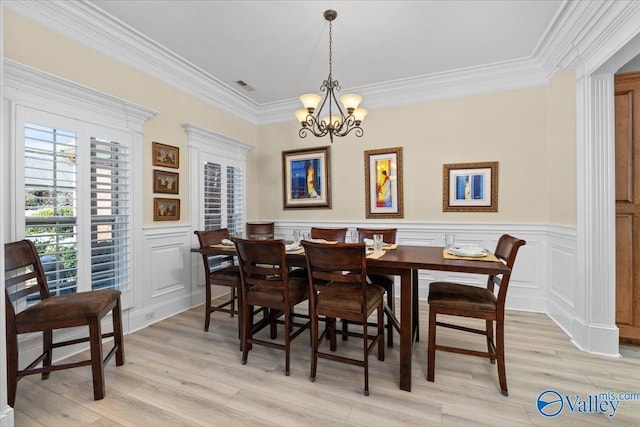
282, 146, 331, 209
443, 161, 498, 212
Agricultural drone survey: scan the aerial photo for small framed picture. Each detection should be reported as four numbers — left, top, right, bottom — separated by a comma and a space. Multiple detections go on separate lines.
443, 161, 498, 212
282, 146, 331, 209
365, 147, 404, 218
152, 142, 179, 169
154, 197, 180, 221
153, 170, 179, 194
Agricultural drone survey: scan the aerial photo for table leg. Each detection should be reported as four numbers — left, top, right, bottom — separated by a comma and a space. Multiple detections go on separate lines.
413, 268, 419, 342
399, 269, 413, 392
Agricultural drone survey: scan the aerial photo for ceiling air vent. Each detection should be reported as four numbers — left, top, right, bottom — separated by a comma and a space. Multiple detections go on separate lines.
235, 80, 255, 92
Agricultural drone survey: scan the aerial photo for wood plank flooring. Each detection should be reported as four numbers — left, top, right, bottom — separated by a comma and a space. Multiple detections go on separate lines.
11, 299, 640, 426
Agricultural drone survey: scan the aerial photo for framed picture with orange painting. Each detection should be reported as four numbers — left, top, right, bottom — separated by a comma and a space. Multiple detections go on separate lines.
365, 147, 404, 219
282, 146, 331, 209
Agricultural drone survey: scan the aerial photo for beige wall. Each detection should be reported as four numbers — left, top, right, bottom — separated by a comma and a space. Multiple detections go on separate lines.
5, 11, 577, 227
3, 11, 259, 225
258, 85, 571, 224
546, 70, 577, 226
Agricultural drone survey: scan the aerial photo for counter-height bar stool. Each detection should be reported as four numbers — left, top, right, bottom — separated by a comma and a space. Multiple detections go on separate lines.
427, 234, 526, 396
194, 229, 242, 336
303, 240, 385, 396
5, 239, 124, 407
234, 238, 310, 375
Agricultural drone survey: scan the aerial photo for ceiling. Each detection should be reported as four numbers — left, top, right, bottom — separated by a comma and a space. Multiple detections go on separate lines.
87, 0, 564, 107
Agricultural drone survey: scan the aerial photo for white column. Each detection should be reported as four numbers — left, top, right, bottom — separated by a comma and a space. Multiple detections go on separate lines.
577, 73, 619, 355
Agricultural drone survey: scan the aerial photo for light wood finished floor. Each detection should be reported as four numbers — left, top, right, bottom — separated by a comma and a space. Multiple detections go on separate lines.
11, 299, 640, 426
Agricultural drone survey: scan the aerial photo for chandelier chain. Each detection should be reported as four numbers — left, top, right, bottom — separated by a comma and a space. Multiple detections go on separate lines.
328, 19, 333, 80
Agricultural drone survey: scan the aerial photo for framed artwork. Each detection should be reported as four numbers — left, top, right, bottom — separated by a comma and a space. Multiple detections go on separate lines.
365, 147, 404, 219
152, 142, 179, 169
154, 197, 180, 221
282, 146, 331, 209
443, 161, 498, 212
153, 169, 179, 194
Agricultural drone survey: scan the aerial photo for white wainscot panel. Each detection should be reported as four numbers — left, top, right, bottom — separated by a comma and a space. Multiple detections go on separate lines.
549, 242, 577, 308
151, 243, 186, 298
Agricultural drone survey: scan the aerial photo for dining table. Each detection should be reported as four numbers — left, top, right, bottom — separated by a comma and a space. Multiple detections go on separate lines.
192, 242, 511, 392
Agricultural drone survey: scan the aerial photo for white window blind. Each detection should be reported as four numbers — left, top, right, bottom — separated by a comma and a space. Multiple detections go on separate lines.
90, 137, 130, 291
226, 165, 243, 237
203, 161, 222, 230
24, 122, 79, 296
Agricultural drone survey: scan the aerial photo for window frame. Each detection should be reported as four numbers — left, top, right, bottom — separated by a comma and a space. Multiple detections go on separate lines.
4, 60, 157, 308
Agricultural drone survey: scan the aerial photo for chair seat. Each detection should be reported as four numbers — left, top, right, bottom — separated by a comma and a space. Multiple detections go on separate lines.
246, 278, 309, 306
210, 265, 241, 285
15, 289, 121, 333
318, 284, 384, 314
428, 282, 496, 313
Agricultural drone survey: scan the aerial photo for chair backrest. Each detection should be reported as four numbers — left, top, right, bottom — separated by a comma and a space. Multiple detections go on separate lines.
356, 228, 397, 244
194, 229, 234, 274
246, 222, 275, 240
310, 227, 347, 242
234, 238, 291, 298
303, 241, 367, 296
5, 240, 50, 319
489, 234, 526, 309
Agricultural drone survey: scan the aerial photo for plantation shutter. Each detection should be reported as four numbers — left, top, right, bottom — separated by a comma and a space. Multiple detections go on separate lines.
90, 137, 130, 291
24, 122, 79, 296
203, 161, 222, 230
226, 165, 243, 237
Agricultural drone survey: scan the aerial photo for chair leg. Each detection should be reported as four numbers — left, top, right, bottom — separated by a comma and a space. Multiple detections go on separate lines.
387, 286, 394, 347
329, 318, 337, 352
427, 306, 437, 382
88, 316, 106, 401
241, 303, 252, 364
42, 329, 53, 380
363, 317, 369, 396
236, 287, 243, 342
496, 320, 508, 396
486, 319, 495, 364
113, 298, 125, 366
378, 304, 385, 361
310, 311, 318, 382
230, 287, 235, 318
6, 329, 18, 407
204, 283, 212, 332
284, 308, 291, 376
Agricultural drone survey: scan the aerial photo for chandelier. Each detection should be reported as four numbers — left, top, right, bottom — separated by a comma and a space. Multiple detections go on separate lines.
295, 10, 367, 143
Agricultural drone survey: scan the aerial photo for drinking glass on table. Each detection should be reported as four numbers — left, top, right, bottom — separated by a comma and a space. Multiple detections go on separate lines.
373, 234, 384, 252
293, 229, 302, 246
445, 233, 455, 249
348, 230, 359, 243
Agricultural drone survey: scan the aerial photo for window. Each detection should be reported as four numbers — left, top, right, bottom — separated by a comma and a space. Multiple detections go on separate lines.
15, 107, 135, 300
185, 123, 252, 237
6, 60, 155, 308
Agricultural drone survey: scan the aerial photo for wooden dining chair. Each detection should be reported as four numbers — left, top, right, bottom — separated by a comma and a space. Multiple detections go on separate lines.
342, 227, 399, 347
310, 227, 347, 242
234, 238, 310, 375
246, 222, 275, 240
194, 229, 242, 336
4, 239, 124, 407
426, 234, 526, 396
303, 240, 385, 396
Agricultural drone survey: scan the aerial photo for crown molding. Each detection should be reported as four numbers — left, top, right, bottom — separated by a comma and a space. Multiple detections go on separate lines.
4, 59, 158, 131
4, 0, 260, 123
6, 0, 634, 126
